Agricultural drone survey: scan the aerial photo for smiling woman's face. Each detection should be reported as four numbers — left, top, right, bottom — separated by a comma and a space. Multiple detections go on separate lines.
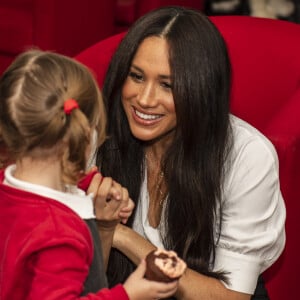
121, 36, 177, 143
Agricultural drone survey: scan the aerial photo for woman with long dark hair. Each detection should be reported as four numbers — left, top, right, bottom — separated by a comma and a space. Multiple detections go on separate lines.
97, 6, 286, 299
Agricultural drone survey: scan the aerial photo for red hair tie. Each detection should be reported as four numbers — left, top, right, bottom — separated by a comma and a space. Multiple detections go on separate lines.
64, 98, 79, 114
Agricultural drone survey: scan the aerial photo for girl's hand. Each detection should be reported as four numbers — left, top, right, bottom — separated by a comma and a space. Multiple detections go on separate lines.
83, 168, 134, 229
124, 259, 179, 300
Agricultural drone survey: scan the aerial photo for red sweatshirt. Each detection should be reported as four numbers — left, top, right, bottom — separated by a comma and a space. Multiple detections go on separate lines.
0, 170, 129, 300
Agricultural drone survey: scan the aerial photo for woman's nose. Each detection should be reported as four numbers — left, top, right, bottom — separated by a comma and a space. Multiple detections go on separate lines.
137, 83, 158, 107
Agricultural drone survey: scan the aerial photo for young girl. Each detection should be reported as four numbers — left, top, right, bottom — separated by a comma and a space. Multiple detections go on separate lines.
0, 50, 179, 300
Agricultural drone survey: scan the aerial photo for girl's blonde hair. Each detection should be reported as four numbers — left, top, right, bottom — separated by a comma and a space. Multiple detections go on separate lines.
0, 49, 106, 184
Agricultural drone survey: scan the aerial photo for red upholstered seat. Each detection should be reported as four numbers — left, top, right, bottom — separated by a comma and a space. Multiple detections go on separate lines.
75, 16, 300, 300
115, 0, 205, 31
0, 0, 206, 75
0, 0, 117, 75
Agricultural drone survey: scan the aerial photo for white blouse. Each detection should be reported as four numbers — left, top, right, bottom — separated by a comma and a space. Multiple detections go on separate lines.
132, 115, 286, 295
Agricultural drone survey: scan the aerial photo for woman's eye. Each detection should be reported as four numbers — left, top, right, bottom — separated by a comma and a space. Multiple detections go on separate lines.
129, 71, 143, 82
161, 81, 172, 90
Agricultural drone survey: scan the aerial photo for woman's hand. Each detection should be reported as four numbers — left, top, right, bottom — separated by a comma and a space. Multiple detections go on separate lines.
84, 169, 135, 269
85, 168, 134, 229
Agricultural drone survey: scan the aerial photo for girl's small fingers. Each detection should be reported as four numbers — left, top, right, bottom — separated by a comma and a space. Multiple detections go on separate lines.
86, 172, 102, 194
97, 177, 114, 197
120, 207, 133, 213
112, 187, 130, 208
111, 181, 123, 200
119, 213, 132, 222
149, 280, 179, 296
110, 188, 122, 200
120, 198, 135, 213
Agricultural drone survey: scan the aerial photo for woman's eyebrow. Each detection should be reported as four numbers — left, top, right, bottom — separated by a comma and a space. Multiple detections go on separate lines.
159, 74, 171, 80
131, 64, 171, 79
131, 65, 143, 73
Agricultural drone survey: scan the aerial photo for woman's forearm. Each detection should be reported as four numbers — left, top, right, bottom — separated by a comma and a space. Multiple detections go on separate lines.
113, 224, 251, 300
176, 268, 251, 300
112, 223, 156, 264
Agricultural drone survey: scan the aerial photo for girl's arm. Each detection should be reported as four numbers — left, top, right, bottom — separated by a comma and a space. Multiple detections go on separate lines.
86, 172, 134, 270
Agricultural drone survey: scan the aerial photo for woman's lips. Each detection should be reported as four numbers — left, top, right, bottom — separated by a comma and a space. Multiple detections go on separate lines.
132, 107, 163, 125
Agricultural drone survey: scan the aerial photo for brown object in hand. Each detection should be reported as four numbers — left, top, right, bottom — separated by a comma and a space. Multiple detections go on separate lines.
145, 249, 187, 282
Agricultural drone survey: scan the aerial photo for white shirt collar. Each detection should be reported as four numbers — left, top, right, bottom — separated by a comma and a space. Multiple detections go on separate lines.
4, 165, 95, 219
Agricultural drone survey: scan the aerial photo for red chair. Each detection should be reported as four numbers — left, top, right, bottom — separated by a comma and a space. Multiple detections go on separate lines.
115, 0, 206, 32
75, 16, 300, 300
0, 0, 117, 75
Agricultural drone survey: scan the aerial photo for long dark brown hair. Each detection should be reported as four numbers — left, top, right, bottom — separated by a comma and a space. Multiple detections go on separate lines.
97, 6, 233, 285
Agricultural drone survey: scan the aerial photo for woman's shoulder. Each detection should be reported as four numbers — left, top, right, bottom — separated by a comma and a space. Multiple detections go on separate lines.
230, 114, 278, 164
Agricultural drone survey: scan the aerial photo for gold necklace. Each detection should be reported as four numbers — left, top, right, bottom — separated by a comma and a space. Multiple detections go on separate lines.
156, 170, 165, 206
145, 153, 166, 206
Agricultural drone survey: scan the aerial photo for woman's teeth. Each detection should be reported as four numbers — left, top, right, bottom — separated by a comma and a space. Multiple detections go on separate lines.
135, 109, 161, 120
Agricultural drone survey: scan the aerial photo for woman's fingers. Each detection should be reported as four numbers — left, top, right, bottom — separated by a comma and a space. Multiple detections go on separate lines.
84, 171, 135, 226
119, 197, 135, 223
93, 177, 135, 224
